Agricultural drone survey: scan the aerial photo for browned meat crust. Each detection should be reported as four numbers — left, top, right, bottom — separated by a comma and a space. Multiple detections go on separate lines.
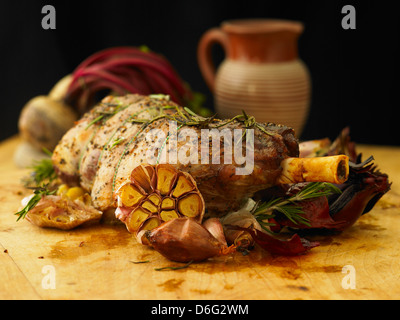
52, 94, 299, 216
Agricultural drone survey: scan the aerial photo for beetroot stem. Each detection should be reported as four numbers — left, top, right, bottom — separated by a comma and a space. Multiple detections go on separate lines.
87, 58, 187, 96
77, 69, 139, 94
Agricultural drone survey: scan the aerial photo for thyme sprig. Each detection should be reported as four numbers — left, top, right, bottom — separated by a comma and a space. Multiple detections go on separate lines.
253, 182, 342, 230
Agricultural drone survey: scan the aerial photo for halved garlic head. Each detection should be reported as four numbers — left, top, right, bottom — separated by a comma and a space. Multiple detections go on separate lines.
116, 164, 205, 235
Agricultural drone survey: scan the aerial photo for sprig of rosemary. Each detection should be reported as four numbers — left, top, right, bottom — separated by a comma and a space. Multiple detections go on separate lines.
130, 105, 217, 129
253, 182, 342, 230
15, 186, 56, 221
18, 149, 58, 221
85, 100, 126, 130
129, 258, 193, 271
129, 104, 272, 137
154, 260, 193, 271
85, 115, 105, 130
215, 110, 275, 137
22, 149, 57, 188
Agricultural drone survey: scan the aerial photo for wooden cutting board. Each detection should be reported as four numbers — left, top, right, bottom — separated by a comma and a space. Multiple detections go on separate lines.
0, 136, 399, 300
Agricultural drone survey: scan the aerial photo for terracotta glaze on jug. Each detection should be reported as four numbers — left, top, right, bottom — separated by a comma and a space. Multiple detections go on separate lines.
197, 19, 311, 137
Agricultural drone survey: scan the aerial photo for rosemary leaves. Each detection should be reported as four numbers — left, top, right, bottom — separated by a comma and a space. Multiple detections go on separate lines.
253, 182, 342, 230
15, 186, 56, 221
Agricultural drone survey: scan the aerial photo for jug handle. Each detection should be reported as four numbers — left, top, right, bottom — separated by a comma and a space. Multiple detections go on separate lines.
197, 28, 229, 93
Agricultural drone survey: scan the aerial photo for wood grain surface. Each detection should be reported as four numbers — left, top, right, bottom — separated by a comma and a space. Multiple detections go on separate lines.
0, 136, 399, 300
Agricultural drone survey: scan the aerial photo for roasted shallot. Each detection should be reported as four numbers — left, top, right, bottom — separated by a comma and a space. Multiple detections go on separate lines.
145, 218, 233, 262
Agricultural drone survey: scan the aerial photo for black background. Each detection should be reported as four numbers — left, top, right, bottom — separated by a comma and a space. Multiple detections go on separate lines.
1, 0, 399, 145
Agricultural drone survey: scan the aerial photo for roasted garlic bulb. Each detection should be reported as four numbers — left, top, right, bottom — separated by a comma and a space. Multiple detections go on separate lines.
115, 164, 205, 237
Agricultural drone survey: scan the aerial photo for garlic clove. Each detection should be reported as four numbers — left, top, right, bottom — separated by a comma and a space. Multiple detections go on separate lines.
203, 218, 227, 247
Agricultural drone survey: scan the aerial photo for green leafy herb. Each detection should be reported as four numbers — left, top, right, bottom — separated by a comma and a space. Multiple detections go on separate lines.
85, 115, 104, 130
35, 159, 56, 183
85, 100, 127, 130
139, 45, 151, 53
215, 110, 275, 137
253, 182, 342, 230
130, 105, 216, 129
22, 151, 57, 188
129, 104, 271, 141
154, 260, 194, 271
15, 186, 56, 221
109, 137, 126, 150
187, 91, 211, 117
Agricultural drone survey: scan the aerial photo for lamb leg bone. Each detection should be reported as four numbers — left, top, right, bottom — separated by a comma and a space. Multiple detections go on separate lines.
277, 155, 349, 185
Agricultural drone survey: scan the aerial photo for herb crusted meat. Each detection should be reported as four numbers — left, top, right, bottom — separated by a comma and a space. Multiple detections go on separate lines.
52, 94, 299, 217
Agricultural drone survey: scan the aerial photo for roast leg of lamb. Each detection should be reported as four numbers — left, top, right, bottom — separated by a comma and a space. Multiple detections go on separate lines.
51, 94, 348, 219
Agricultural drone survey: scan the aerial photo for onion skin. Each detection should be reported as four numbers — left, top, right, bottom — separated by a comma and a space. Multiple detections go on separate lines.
226, 225, 319, 255
329, 159, 391, 231
270, 193, 348, 231
203, 218, 227, 247
220, 199, 261, 248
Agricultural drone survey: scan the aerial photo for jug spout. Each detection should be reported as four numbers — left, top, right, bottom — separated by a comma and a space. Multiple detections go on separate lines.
221, 19, 304, 63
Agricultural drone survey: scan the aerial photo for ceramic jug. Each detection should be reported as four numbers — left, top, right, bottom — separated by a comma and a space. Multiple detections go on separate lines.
197, 19, 311, 137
